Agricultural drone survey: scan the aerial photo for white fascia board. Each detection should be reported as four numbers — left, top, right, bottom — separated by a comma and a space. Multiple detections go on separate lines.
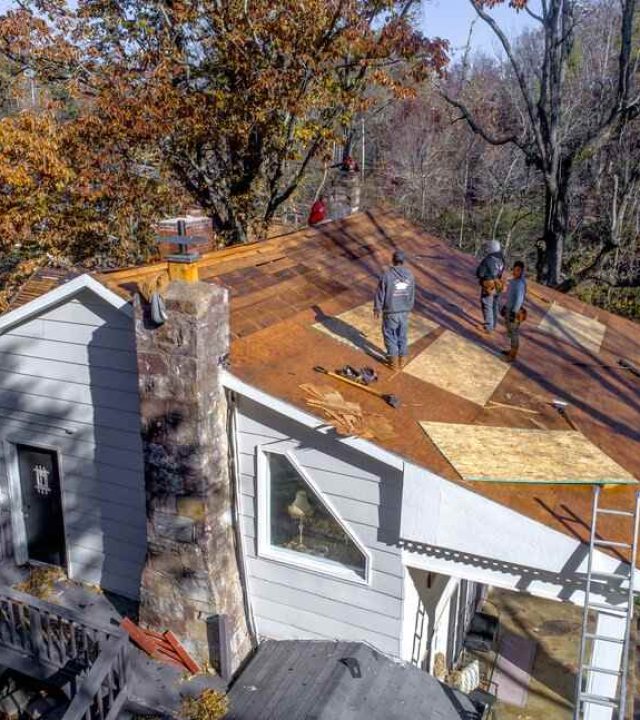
221, 370, 405, 471
0, 273, 132, 334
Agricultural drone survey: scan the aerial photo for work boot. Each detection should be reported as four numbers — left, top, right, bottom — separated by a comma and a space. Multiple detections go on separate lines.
399, 356, 407, 370
501, 348, 518, 363
387, 356, 399, 370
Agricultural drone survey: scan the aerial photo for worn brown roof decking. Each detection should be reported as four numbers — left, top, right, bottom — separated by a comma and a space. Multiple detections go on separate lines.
8, 210, 640, 553
7, 267, 80, 310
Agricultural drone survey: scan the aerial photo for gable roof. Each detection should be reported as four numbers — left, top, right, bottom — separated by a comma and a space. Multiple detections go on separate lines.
0, 269, 132, 333
4, 210, 640, 552
227, 639, 480, 720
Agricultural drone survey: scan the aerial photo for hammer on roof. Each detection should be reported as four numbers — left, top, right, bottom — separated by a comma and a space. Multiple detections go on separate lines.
550, 399, 579, 431
314, 366, 400, 409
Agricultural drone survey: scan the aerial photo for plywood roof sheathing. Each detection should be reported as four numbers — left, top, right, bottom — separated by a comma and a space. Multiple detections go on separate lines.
420, 422, 636, 485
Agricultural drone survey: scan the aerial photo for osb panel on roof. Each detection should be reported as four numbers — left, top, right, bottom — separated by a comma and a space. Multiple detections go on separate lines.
404, 331, 509, 406
538, 302, 606, 354
313, 302, 438, 356
420, 422, 636, 485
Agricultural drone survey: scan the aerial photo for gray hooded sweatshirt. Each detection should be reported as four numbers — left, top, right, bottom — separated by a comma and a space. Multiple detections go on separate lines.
374, 266, 416, 315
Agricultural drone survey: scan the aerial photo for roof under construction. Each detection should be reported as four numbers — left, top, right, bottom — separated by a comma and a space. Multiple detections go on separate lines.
9, 209, 640, 551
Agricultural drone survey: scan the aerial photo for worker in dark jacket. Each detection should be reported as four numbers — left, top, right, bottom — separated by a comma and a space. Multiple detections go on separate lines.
501, 261, 527, 362
373, 250, 415, 370
476, 240, 505, 334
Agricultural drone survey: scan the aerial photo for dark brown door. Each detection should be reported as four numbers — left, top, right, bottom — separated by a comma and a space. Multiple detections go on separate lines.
17, 445, 66, 567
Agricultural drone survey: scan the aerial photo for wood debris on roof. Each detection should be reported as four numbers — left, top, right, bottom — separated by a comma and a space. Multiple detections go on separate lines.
404, 331, 510, 406
420, 422, 636, 485
301, 384, 395, 442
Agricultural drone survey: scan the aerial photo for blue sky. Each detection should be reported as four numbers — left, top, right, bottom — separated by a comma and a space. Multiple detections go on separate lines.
421, 0, 537, 57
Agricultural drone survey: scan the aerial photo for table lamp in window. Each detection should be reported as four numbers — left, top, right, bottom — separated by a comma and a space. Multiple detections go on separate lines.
288, 490, 313, 549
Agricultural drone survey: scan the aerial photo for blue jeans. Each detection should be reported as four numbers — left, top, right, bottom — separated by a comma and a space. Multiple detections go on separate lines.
382, 313, 410, 358
481, 292, 500, 331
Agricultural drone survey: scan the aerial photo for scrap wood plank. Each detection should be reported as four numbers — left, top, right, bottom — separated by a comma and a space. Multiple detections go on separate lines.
121, 617, 157, 656
120, 617, 201, 673
419, 421, 636, 485
165, 630, 202, 674
486, 400, 540, 415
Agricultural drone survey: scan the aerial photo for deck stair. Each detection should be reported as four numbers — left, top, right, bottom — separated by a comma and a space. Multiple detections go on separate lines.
0, 587, 129, 720
575, 486, 640, 719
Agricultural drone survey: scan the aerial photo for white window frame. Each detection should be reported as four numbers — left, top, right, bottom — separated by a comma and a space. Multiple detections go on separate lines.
3, 437, 71, 573
256, 443, 371, 585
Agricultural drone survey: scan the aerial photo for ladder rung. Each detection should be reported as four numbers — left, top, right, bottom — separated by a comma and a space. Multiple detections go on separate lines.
589, 570, 629, 580
597, 508, 634, 517
587, 601, 629, 616
593, 539, 632, 549
581, 665, 623, 677
585, 633, 625, 644
579, 692, 619, 708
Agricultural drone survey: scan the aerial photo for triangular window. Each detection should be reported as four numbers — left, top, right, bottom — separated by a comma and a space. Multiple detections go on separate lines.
265, 452, 367, 579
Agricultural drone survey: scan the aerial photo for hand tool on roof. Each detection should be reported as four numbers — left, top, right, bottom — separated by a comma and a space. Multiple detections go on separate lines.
313, 366, 400, 408
619, 357, 640, 378
550, 399, 579, 431
336, 365, 378, 386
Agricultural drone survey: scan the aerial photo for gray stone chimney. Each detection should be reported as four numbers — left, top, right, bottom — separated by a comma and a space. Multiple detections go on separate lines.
133, 280, 252, 674
329, 170, 361, 220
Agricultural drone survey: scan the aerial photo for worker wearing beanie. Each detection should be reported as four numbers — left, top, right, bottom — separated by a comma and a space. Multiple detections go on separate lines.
476, 239, 506, 334
373, 250, 416, 370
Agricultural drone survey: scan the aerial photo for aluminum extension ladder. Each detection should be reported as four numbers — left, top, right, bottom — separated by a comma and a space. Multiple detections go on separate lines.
575, 486, 640, 720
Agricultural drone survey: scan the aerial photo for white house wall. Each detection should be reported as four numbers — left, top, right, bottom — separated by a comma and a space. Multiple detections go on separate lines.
0, 289, 146, 598
234, 395, 405, 657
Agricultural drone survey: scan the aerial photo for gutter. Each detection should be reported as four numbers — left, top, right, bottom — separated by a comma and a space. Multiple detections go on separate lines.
226, 389, 258, 645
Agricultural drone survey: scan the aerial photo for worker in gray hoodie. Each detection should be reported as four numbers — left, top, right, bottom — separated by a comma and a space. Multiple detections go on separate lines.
501, 260, 527, 362
476, 239, 506, 334
373, 250, 415, 369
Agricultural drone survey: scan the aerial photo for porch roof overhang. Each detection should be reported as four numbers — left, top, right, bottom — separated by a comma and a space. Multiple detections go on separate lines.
401, 462, 640, 604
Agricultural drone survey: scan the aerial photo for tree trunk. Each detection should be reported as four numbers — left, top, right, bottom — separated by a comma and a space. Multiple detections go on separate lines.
542, 178, 570, 286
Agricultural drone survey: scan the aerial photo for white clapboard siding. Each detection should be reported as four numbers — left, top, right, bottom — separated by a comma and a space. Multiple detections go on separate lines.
235, 395, 405, 657
0, 289, 145, 599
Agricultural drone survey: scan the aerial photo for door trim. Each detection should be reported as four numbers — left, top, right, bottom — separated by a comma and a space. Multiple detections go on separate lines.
3, 438, 70, 571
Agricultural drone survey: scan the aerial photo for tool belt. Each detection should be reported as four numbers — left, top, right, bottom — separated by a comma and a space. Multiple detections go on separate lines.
481, 278, 505, 295
500, 306, 527, 323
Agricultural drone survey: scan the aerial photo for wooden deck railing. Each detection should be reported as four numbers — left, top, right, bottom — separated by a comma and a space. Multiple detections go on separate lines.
64, 634, 129, 720
0, 587, 130, 719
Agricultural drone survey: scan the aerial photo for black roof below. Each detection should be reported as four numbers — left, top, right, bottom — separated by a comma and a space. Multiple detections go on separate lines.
226, 640, 481, 720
